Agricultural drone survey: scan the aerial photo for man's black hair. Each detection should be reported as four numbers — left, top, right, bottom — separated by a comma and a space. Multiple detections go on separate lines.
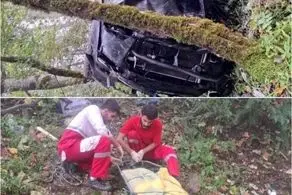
141, 104, 158, 120
101, 99, 120, 115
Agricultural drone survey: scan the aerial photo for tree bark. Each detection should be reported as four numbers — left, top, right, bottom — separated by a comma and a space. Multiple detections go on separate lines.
1, 56, 85, 79
1, 75, 83, 93
3, 0, 280, 83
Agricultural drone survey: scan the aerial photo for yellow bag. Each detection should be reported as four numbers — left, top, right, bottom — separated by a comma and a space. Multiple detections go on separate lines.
121, 167, 188, 195
157, 168, 188, 195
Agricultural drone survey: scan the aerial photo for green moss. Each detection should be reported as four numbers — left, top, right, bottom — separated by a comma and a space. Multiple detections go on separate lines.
242, 47, 288, 83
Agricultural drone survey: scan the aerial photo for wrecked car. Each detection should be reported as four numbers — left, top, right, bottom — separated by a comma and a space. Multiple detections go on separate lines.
85, 0, 235, 96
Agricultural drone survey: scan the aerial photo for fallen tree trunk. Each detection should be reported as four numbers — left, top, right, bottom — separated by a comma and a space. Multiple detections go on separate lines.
2, 75, 84, 93
4, 0, 281, 83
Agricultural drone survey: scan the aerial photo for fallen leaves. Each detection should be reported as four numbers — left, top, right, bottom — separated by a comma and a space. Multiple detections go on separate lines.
251, 150, 270, 161
236, 132, 251, 147
262, 151, 270, 161
29, 152, 38, 167
29, 128, 46, 142
206, 126, 213, 135
1, 146, 10, 160
7, 147, 18, 155
211, 144, 222, 153
218, 185, 228, 193
274, 85, 286, 96
236, 139, 246, 147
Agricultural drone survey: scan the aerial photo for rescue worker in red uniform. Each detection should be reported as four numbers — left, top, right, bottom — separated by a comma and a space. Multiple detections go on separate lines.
57, 99, 123, 191
117, 104, 180, 177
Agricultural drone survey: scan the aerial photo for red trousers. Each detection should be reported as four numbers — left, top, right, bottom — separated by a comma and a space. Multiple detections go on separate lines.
57, 130, 111, 179
127, 131, 180, 176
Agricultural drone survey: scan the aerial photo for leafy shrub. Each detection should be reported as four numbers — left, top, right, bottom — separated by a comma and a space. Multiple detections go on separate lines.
1, 170, 30, 195
249, 0, 291, 90
174, 99, 291, 149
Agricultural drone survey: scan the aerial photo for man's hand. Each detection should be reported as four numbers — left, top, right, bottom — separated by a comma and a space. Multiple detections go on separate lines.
107, 135, 124, 159
117, 132, 134, 155
117, 146, 124, 160
130, 150, 140, 162
137, 149, 144, 161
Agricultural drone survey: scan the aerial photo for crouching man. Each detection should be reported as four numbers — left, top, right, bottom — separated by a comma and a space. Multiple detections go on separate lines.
117, 104, 180, 177
57, 99, 123, 191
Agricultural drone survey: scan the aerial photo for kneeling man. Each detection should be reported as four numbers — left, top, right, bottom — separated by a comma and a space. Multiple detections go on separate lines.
117, 104, 180, 177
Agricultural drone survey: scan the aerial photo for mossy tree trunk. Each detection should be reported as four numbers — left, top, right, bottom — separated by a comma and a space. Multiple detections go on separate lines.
4, 0, 277, 83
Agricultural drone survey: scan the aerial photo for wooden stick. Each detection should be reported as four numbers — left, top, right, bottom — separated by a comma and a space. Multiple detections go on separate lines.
36, 126, 58, 141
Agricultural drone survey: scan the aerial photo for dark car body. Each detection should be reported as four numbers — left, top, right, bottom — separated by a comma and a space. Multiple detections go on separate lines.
85, 0, 235, 96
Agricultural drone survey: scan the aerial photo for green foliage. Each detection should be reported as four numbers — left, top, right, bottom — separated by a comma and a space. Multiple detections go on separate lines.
1, 2, 88, 80
231, 99, 291, 149
179, 135, 215, 168
2, 158, 29, 174
178, 131, 232, 192
174, 98, 290, 192
177, 112, 234, 192
1, 114, 32, 140
1, 3, 57, 79
260, 20, 291, 84
1, 3, 27, 55
1, 101, 60, 195
248, 0, 291, 90
1, 116, 17, 138
268, 100, 292, 149
174, 99, 291, 149
1, 169, 30, 195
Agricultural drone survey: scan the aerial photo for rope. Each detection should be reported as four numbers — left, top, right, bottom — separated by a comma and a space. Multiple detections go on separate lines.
54, 75, 66, 96
41, 160, 83, 186
42, 156, 122, 187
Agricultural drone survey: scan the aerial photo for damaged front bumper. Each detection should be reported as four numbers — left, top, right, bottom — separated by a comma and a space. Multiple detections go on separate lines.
85, 0, 235, 96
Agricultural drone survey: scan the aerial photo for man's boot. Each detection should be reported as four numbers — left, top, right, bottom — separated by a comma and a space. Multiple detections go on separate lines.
86, 179, 112, 191
62, 161, 78, 173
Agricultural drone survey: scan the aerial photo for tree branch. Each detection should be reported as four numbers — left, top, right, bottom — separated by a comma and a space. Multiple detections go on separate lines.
1, 100, 40, 116
1, 75, 84, 93
1, 56, 85, 78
